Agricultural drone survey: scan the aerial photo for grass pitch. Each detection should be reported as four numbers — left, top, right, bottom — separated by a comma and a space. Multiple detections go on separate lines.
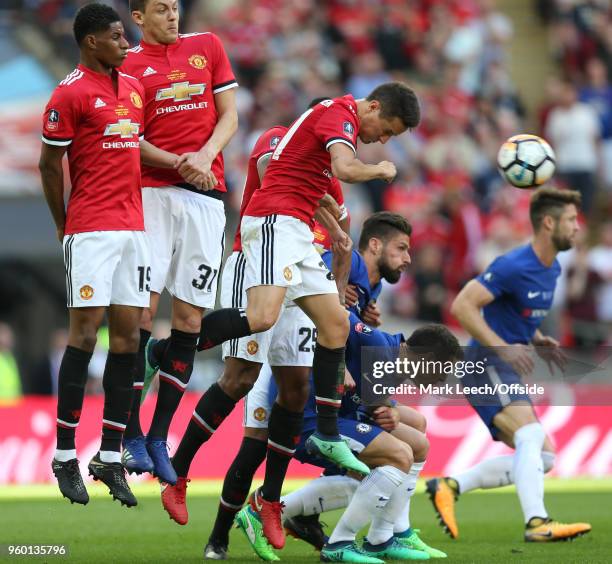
0, 479, 610, 563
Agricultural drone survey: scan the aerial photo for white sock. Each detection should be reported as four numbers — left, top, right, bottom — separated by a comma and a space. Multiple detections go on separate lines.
328, 466, 405, 544
513, 423, 547, 523
453, 455, 514, 492
541, 451, 555, 473
392, 461, 424, 534
54, 449, 77, 462
367, 462, 419, 545
99, 450, 122, 464
452, 450, 556, 494
282, 475, 358, 519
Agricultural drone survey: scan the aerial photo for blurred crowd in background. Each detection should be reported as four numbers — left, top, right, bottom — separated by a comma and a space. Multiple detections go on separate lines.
1, 0, 611, 399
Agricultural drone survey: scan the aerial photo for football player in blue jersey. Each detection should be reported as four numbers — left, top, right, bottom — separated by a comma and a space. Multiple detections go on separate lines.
232, 313, 460, 563
283, 313, 460, 563
426, 187, 591, 543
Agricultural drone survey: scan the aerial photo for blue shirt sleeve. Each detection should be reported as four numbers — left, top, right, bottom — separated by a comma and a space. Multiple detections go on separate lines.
322, 250, 366, 288
321, 250, 332, 271
476, 255, 516, 298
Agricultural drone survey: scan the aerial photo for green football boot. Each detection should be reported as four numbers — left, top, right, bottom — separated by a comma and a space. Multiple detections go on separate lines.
362, 537, 430, 561
395, 529, 447, 558
305, 433, 370, 476
320, 541, 384, 563
234, 506, 280, 562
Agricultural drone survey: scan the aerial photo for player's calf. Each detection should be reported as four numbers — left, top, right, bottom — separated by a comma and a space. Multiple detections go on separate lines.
208, 436, 268, 542
170, 382, 238, 479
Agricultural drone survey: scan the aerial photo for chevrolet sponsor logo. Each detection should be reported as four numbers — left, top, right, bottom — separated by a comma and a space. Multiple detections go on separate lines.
155, 81, 205, 102
104, 119, 140, 138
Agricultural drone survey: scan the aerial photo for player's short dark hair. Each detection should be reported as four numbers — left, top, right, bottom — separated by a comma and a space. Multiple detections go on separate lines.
307, 97, 331, 109
366, 82, 420, 129
358, 212, 412, 251
529, 187, 581, 231
129, 0, 149, 13
73, 3, 122, 46
406, 324, 463, 362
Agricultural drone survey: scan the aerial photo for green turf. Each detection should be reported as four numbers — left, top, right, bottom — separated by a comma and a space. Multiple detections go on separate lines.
0, 480, 609, 563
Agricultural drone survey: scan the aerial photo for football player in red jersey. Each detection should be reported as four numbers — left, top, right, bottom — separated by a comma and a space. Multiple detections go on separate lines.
191, 84, 420, 548
158, 101, 350, 549
39, 3, 178, 508
118, 0, 239, 485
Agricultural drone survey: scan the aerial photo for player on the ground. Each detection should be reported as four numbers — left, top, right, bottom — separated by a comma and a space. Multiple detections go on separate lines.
173, 84, 420, 549
427, 187, 592, 542
233, 314, 460, 562
39, 3, 177, 507
118, 0, 239, 485
160, 100, 351, 539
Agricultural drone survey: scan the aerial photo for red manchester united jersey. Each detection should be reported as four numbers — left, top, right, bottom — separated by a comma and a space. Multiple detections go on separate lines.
232, 126, 287, 253
245, 95, 358, 224
122, 32, 237, 191
41, 65, 145, 235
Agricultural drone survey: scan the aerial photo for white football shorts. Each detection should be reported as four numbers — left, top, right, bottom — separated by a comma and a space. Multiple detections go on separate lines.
243, 364, 274, 429
142, 186, 225, 308
62, 230, 150, 308
240, 214, 338, 301
220, 251, 317, 366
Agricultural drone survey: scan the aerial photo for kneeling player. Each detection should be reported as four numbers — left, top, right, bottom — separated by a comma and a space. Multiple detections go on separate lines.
229, 314, 460, 562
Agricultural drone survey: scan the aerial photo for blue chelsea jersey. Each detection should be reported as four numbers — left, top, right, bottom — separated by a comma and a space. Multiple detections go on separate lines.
302, 312, 403, 419
321, 250, 382, 318
473, 243, 561, 346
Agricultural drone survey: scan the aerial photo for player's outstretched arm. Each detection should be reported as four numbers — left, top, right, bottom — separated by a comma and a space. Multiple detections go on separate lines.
329, 143, 396, 184
139, 139, 179, 169
39, 143, 68, 242
451, 280, 504, 347
451, 280, 534, 376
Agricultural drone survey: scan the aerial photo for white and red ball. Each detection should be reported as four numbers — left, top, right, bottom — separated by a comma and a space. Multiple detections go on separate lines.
497, 134, 556, 189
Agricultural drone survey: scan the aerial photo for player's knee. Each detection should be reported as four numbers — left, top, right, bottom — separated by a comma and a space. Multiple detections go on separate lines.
411, 411, 427, 433
109, 329, 140, 354
316, 307, 349, 345
277, 379, 309, 411
514, 421, 546, 448
389, 443, 413, 473
71, 325, 98, 352
411, 431, 429, 462
542, 450, 555, 473
219, 362, 260, 399
246, 307, 279, 334
172, 311, 203, 334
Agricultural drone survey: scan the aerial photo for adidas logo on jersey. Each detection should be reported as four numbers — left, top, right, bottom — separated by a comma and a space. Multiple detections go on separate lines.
143, 66, 157, 77
94, 98, 106, 108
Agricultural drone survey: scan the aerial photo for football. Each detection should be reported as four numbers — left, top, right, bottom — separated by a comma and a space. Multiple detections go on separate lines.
497, 134, 556, 189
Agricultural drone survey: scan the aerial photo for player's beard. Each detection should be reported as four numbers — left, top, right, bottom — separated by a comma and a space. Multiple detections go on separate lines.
552, 226, 573, 252
378, 256, 402, 284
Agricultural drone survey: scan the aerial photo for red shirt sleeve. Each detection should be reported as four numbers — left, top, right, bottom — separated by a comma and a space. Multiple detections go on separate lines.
207, 33, 238, 94
41, 86, 82, 147
315, 103, 358, 154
